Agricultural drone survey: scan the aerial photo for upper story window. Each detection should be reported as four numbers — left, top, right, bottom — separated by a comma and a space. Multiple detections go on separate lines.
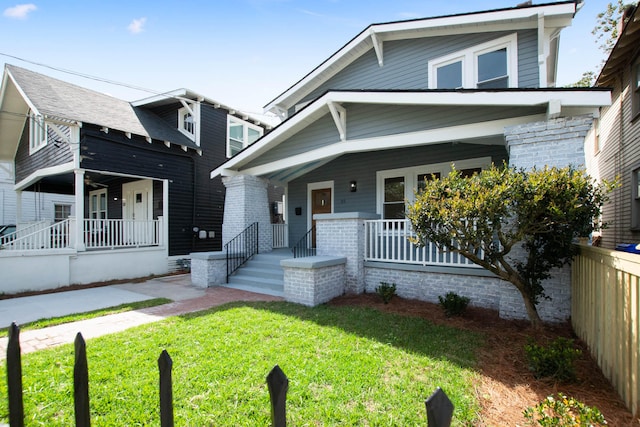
178, 106, 195, 139
227, 116, 264, 158
632, 56, 640, 121
428, 34, 518, 89
29, 112, 46, 154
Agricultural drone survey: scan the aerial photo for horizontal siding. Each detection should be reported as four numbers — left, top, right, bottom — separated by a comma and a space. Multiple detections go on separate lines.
591, 59, 640, 249
249, 104, 543, 168
517, 29, 539, 87
300, 29, 538, 105
15, 121, 74, 183
286, 143, 508, 246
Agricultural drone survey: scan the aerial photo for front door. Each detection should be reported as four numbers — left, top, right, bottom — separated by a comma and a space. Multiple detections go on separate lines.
122, 180, 153, 244
311, 188, 332, 247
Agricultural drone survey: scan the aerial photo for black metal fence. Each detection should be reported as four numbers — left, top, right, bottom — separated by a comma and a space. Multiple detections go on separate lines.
4, 322, 288, 427
224, 222, 259, 282
4, 322, 453, 426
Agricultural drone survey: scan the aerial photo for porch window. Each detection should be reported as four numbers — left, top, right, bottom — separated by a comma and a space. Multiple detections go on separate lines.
632, 167, 640, 230
178, 107, 195, 138
29, 112, 46, 154
54, 204, 71, 222
227, 116, 263, 158
429, 34, 517, 89
89, 189, 107, 219
383, 177, 405, 219
376, 157, 492, 218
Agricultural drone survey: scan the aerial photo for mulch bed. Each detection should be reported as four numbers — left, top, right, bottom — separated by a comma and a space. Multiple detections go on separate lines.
329, 293, 638, 426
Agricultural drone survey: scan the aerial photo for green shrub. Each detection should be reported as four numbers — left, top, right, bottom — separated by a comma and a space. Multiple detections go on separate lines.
524, 337, 581, 382
375, 282, 397, 304
523, 393, 607, 426
438, 292, 470, 317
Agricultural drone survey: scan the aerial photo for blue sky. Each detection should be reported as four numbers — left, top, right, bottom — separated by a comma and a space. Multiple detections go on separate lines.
0, 0, 613, 115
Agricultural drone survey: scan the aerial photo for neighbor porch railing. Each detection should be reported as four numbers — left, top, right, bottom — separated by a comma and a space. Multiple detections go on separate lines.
83, 218, 161, 249
0, 219, 71, 250
0, 218, 161, 251
364, 219, 479, 268
272, 223, 288, 248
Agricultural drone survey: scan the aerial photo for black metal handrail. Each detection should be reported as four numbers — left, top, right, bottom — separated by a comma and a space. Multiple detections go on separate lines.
292, 226, 316, 258
224, 222, 259, 282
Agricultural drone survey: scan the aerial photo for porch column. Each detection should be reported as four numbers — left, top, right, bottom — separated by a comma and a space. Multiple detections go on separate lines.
505, 115, 593, 170
315, 212, 379, 294
162, 179, 169, 251
74, 169, 86, 251
15, 190, 22, 225
501, 115, 594, 322
222, 174, 272, 253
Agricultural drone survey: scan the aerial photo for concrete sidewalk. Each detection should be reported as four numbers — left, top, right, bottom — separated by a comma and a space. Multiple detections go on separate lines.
0, 275, 282, 358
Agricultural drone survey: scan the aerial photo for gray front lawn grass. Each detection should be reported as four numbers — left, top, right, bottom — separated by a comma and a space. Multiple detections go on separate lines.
0, 301, 483, 426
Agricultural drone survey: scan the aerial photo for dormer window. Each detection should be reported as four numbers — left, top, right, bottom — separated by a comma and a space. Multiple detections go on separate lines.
227, 116, 263, 158
429, 34, 517, 89
29, 112, 46, 154
178, 106, 195, 139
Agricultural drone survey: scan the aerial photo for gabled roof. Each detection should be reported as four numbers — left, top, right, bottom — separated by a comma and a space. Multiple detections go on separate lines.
596, 2, 640, 87
133, 89, 278, 130
1, 64, 199, 153
263, 1, 579, 114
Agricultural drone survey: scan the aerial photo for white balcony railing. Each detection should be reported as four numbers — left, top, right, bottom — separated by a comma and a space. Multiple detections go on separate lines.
364, 219, 479, 268
0, 219, 71, 250
272, 223, 289, 249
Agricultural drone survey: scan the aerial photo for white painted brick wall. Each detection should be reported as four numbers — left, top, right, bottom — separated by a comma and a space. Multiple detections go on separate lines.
364, 265, 570, 323
222, 175, 273, 253
283, 264, 345, 306
505, 116, 593, 170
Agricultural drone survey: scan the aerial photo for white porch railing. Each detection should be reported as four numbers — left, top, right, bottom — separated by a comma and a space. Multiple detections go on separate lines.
272, 223, 289, 248
364, 219, 479, 268
1, 218, 162, 251
1, 219, 71, 250
84, 218, 161, 249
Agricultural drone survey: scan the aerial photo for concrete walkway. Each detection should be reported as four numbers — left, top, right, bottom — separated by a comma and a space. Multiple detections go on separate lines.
0, 275, 282, 358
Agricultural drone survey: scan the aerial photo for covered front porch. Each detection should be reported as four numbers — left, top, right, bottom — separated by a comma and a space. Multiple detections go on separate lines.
0, 168, 170, 294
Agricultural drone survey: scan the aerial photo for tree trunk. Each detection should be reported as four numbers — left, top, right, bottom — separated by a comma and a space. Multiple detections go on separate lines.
520, 291, 543, 329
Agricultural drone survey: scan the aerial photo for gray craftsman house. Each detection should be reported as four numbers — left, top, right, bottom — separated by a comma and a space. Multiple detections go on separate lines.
206, 1, 611, 322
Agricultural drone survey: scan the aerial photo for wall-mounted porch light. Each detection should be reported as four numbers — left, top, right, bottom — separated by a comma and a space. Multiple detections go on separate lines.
350, 181, 357, 192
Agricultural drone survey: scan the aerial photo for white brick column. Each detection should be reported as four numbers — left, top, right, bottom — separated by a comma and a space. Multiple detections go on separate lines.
222, 175, 273, 253
505, 115, 593, 170
502, 115, 595, 323
315, 212, 379, 294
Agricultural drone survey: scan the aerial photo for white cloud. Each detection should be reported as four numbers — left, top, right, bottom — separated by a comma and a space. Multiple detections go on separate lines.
127, 17, 147, 34
3, 4, 37, 19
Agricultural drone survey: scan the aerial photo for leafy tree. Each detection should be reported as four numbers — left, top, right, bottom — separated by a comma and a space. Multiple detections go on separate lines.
592, 0, 632, 55
568, 1, 632, 87
406, 164, 611, 328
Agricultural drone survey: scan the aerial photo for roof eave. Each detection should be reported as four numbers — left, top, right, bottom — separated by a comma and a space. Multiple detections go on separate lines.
263, 1, 578, 114
215, 88, 610, 179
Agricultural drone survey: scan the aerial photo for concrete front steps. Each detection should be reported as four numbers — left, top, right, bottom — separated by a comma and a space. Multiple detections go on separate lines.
223, 249, 292, 297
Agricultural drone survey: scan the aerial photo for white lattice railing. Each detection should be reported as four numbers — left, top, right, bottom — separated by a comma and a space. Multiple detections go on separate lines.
364, 219, 479, 268
272, 223, 289, 248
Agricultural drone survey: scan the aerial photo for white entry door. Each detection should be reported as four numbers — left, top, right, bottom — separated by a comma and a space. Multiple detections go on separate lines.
122, 180, 153, 244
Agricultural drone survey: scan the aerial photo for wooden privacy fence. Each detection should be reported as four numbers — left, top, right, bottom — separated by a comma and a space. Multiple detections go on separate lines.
572, 245, 640, 416
4, 323, 453, 426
